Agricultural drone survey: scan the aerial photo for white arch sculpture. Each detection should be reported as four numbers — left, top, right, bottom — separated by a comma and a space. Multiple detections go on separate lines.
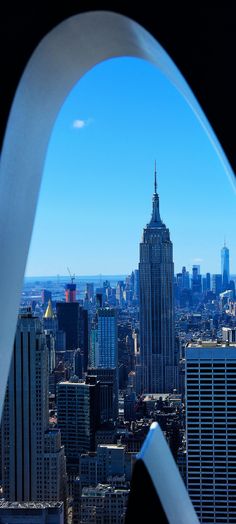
0, 11, 234, 416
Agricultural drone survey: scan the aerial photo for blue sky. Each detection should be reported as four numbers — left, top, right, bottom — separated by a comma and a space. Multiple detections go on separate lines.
25, 57, 236, 277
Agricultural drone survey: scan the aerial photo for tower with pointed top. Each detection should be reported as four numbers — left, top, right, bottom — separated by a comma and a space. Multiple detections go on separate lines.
139, 166, 175, 393
221, 240, 230, 290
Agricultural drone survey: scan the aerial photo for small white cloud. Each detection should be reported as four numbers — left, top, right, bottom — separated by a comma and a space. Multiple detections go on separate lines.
73, 119, 86, 129
193, 258, 203, 263
72, 118, 93, 130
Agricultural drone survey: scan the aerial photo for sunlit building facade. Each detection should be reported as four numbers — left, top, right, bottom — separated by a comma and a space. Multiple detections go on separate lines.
186, 342, 236, 523
139, 168, 175, 393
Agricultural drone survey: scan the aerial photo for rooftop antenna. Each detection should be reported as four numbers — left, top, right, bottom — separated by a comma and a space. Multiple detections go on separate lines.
154, 160, 157, 194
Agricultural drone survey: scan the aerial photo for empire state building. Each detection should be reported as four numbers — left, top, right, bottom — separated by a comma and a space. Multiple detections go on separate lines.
139, 166, 175, 393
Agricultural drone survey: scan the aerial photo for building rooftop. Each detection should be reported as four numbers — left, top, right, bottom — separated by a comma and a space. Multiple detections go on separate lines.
81, 484, 129, 496
0, 501, 63, 509
98, 443, 125, 450
142, 393, 182, 402
57, 379, 86, 386
188, 340, 236, 348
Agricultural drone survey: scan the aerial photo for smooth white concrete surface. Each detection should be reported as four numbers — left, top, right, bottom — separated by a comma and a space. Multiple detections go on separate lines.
0, 11, 234, 417
138, 422, 199, 523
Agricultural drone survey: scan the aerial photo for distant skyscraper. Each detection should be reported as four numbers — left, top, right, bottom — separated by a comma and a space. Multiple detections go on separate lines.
221, 241, 230, 290
43, 299, 57, 331
97, 308, 118, 369
87, 367, 118, 422
222, 326, 236, 343
182, 266, 190, 289
116, 281, 125, 306
191, 265, 202, 294
56, 302, 88, 363
139, 165, 175, 393
41, 289, 52, 307
202, 272, 211, 294
212, 274, 222, 296
65, 279, 77, 303
186, 341, 236, 523
56, 302, 80, 350
86, 283, 94, 302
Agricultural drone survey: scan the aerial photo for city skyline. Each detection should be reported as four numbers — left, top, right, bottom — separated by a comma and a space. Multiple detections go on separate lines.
2, 10, 236, 523
25, 57, 236, 277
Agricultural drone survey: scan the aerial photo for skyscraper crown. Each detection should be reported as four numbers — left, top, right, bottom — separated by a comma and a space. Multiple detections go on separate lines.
147, 162, 164, 228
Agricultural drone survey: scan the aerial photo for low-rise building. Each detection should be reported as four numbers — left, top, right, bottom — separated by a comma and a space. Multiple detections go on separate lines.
80, 484, 129, 524
0, 501, 64, 523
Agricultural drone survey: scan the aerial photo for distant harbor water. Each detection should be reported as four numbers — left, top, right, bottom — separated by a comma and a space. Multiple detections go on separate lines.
24, 275, 128, 290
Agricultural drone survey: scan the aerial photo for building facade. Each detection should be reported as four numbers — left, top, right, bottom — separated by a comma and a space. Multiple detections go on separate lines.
56, 302, 88, 367
222, 327, 236, 343
97, 308, 118, 369
56, 302, 80, 351
1, 309, 48, 501
1, 308, 66, 505
212, 274, 222, 296
87, 367, 118, 422
80, 484, 129, 524
43, 429, 67, 503
139, 169, 175, 393
57, 379, 100, 461
186, 341, 236, 523
0, 501, 64, 523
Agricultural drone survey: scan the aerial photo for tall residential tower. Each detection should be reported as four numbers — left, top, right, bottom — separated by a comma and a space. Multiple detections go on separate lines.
221, 241, 230, 290
139, 166, 175, 393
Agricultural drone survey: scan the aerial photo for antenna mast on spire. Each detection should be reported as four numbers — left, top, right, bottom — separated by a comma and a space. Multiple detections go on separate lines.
154, 160, 157, 194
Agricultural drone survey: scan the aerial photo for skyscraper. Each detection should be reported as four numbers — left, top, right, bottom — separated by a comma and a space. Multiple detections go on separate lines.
139, 166, 175, 393
57, 378, 100, 461
65, 277, 77, 303
56, 301, 88, 363
191, 265, 202, 294
1, 308, 48, 501
86, 283, 94, 302
186, 340, 236, 523
1, 308, 66, 505
41, 289, 52, 307
87, 367, 118, 422
56, 302, 80, 350
221, 241, 230, 290
212, 274, 222, 296
97, 307, 118, 369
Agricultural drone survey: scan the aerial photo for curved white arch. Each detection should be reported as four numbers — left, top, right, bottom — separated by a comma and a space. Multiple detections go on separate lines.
0, 11, 234, 415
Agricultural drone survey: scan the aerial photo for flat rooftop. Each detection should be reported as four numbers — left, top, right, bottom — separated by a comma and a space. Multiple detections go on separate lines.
188, 340, 236, 348
142, 393, 182, 402
0, 501, 63, 509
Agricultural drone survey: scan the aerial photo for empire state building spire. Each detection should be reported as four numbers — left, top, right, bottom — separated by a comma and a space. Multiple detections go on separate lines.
149, 162, 162, 226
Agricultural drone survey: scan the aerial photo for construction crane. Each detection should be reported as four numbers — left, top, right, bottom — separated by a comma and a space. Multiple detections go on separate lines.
67, 267, 75, 284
